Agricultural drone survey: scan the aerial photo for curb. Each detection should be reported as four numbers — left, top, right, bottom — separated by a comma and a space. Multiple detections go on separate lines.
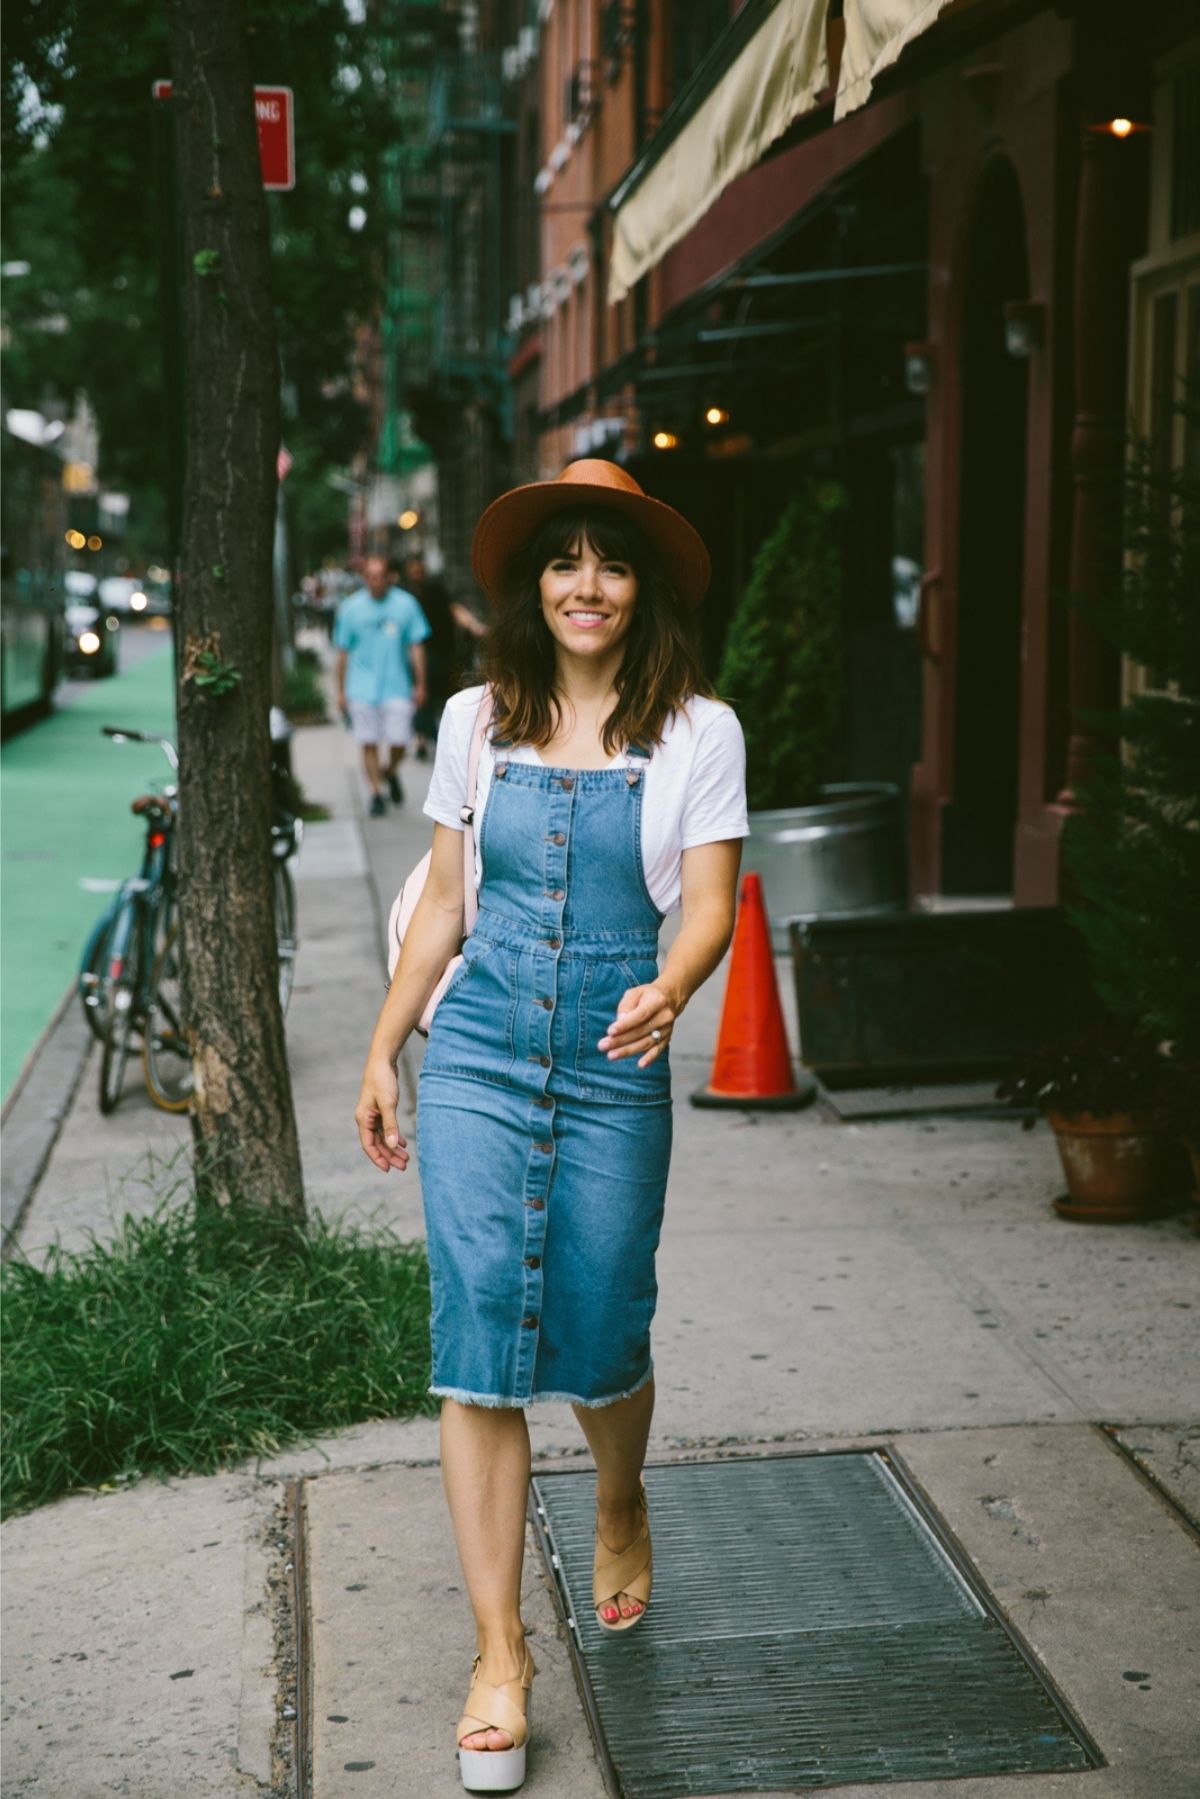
1, 978, 94, 1258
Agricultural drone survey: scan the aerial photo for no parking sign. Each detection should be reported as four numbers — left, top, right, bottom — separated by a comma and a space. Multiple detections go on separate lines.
152, 81, 295, 191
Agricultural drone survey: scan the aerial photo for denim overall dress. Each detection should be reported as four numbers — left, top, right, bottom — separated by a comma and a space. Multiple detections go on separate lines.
416, 747, 672, 1408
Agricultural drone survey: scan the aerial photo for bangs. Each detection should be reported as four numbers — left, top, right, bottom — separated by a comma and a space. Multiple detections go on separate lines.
528, 506, 649, 572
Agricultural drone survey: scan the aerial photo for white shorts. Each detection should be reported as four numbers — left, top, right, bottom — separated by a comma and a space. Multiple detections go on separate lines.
348, 698, 415, 749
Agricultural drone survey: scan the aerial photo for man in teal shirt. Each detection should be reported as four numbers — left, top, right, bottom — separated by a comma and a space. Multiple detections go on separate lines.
334, 555, 430, 815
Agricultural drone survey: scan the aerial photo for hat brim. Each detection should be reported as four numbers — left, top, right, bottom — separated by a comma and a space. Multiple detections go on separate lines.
471, 480, 711, 606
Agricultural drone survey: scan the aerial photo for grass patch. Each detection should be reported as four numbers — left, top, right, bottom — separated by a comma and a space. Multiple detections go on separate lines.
283, 648, 330, 723
2, 1192, 438, 1518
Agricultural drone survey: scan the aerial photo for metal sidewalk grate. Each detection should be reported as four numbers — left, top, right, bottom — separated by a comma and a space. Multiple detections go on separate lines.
531, 1452, 1097, 1797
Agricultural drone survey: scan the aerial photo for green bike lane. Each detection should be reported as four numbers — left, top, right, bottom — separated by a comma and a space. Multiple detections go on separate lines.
1, 639, 176, 1102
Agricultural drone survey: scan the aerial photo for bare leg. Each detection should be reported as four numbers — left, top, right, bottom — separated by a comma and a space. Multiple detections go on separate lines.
384, 743, 407, 777
572, 1375, 655, 1623
440, 1399, 531, 1752
361, 741, 383, 795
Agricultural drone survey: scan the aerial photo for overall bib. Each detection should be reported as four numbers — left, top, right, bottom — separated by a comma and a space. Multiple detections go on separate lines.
417, 750, 672, 1407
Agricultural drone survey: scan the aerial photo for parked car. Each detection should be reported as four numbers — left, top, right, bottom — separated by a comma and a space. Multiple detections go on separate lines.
65, 601, 119, 678
98, 574, 150, 618
141, 569, 173, 617
65, 568, 100, 604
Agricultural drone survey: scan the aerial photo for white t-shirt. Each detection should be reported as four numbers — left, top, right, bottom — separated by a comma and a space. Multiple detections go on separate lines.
424, 684, 749, 917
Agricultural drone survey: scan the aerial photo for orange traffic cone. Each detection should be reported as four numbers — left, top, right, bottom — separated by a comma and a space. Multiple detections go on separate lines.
691, 871, 815, 1110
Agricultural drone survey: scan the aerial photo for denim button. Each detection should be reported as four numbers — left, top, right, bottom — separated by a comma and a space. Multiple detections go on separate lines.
531, 1054, 551, 1067
544, 937, 561, 950
524, 1255, 541, 1269
536, 1140, 552, 1154
546, 888, 565, 901
548, 832, 566, 845
526, 1197, 545, 1210
538, 996, 554, 1010
559, 777, 574, 791
521, 1315, 538, 1328
535, 1096, 552, 1108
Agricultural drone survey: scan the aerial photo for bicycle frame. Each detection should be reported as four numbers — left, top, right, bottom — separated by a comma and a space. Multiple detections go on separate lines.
78, 726, 178, 1043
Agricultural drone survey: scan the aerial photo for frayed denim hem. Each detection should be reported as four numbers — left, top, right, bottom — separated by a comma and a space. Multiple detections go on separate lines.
430, 1363, 653, 1412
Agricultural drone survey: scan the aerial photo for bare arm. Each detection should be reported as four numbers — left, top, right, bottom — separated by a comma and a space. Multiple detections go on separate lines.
334, 648, 348, 709
408, 639, 428, 708
354, 822, 466, 1171
599, 838, 742, 1068
451, 599, 488, 639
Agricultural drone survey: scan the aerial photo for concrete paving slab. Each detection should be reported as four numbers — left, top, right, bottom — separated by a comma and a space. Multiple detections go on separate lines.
303, 1462, 607, 1799
1111, 1423, 1200, 1529
893, 1214, 1200, 1421
821, 1422, 1200, 1799
0, 1472, 285, 1797
652, 1216, 1079, 1439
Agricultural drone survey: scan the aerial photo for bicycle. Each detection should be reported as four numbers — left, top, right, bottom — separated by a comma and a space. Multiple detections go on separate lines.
79, 726, 305, 1114
78, 727, 180, 1114
140, 775, 303, 1111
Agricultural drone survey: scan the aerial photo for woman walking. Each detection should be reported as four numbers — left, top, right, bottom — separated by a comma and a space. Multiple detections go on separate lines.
354, 461, 747, 1791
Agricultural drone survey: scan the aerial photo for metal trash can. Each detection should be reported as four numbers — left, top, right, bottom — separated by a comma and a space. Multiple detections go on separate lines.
745, 783, 907, 950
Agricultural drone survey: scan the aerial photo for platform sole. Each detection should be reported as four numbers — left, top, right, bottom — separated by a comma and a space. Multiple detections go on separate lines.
458, 1740, 527, 1792
458, 1688, 530, 1793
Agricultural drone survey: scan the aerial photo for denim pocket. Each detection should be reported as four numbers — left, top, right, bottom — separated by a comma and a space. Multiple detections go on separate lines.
575, 957, 671, 1105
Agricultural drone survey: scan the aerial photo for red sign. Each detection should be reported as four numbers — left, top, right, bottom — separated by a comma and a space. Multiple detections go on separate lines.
152, 82, 295, 192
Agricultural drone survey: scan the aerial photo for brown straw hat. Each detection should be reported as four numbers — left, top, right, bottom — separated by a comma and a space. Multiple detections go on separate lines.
471, 459, 711, 606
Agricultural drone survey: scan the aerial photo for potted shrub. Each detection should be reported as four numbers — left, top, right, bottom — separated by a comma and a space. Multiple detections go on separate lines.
996, 1025, 1190, 1222
717, 480, 906, 947
1058, 408, 1200, 1214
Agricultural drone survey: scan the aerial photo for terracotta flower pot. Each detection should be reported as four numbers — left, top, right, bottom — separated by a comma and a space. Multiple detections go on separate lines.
1046, 1110, 1188, 1222
1187, 1140, 1200, 1237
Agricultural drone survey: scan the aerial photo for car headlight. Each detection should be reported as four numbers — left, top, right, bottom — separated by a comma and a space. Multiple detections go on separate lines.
79, 631, 101, 654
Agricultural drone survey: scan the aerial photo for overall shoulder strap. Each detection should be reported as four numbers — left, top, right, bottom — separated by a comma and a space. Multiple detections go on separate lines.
462, 688, 495, 932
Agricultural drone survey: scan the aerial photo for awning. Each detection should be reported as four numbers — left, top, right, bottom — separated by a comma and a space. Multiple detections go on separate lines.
835, 0, 953, 120
608, 0, 829, 305
608, 0, 951, 304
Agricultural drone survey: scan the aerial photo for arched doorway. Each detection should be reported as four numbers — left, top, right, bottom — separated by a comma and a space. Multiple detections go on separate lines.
942, 159, 1030, 895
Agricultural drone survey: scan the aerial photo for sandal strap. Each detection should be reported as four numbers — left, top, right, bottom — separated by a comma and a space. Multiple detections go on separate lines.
593, 1525, 650, 1608
456, 1652, 534, 1750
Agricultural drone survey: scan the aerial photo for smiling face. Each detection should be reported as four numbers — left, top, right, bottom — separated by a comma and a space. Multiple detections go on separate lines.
537, 526, 639, 668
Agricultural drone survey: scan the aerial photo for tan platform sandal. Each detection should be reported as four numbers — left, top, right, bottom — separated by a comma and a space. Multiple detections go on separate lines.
593, 1478, 652, 1633
456, 1642, 536, 1793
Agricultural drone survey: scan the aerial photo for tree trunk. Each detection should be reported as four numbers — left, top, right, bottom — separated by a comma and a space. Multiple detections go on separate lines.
165, 0, 304, 1212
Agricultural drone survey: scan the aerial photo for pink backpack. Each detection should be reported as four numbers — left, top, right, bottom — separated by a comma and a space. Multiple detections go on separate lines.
386, 688, 494, 1035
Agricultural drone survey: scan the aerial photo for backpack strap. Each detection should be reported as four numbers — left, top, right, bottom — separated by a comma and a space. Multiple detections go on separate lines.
460, 688, 495, 933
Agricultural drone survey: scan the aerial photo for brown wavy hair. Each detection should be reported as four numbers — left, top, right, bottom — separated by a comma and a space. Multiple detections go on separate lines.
480, 506, 714, 755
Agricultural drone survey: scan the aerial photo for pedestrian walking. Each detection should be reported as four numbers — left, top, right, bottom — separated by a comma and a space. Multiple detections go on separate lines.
353, 461, 748, 1791
402, 550, 488, 759
333, 553, 430, 815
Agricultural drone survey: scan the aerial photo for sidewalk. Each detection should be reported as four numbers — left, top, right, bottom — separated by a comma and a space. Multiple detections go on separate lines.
2, 701, 1198, 1797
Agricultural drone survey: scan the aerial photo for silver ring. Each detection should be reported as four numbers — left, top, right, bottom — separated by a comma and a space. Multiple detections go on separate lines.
650, 1028, 663, 1043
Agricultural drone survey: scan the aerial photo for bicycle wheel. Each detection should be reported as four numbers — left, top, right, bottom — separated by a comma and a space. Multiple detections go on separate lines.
274, 859, 298, 1014
79, 908, 116, 1042
99, 918, 142, 1115
142, 922, 194, 1113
